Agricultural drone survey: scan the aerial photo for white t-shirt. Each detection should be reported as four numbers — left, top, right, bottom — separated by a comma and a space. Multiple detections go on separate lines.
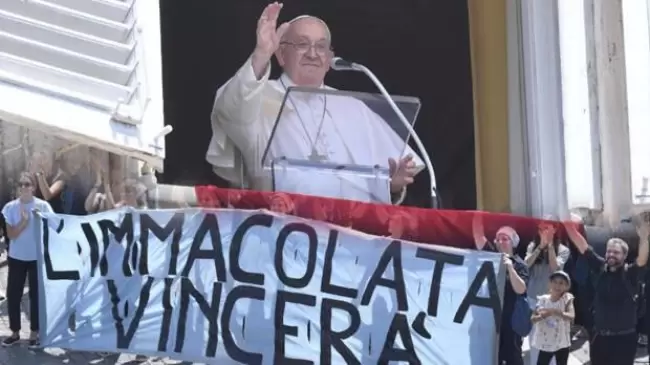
1, 197, 54, 261
531, 293, 573, 352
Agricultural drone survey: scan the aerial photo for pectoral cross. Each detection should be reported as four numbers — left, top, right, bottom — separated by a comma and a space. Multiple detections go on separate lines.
308, 147, 327, 162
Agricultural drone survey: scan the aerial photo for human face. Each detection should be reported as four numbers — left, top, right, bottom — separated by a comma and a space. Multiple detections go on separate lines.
121, 184, 138, 207
538, 222, 556, 238
270, 198, 289, 213
549, 277, 569, 296
605, 240, 626, 267
495, 232, 513, 254
18, 178, 34, 198
277, 18, 332, 87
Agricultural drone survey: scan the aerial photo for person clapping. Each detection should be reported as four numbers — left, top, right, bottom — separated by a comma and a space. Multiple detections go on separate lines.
530, 271, 575, 365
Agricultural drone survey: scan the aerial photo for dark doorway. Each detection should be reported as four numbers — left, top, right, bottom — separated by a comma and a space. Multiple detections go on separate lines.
159, 0, 476, 209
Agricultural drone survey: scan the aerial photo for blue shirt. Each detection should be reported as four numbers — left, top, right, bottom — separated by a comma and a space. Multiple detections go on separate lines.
1, 197, 53, 261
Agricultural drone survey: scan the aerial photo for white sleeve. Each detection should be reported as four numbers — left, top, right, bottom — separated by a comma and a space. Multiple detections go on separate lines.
556, 244, 570, 268
211, 57, 271, 128
42, 201, 54, 214
1, 202, 17, 226
206, 57, 271, 184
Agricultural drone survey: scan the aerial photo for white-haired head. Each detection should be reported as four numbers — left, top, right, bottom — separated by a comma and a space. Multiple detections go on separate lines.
276, 14, 333, 88
286, 15, 331, 41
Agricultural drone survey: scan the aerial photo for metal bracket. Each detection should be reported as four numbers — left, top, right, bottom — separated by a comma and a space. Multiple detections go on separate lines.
111, 98, 144, 125
147, 125, 173, 151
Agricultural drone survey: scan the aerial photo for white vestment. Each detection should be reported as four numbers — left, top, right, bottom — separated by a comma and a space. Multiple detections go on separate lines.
206, 57, 424, 203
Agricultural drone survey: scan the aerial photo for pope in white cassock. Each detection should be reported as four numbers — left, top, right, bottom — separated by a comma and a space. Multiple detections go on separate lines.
206, 2, 424, 204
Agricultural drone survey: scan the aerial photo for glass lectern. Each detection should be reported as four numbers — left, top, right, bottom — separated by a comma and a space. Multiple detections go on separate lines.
261, 86, 421, 204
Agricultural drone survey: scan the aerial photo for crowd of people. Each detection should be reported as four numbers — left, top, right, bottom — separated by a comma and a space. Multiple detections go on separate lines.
0, 3, 646, 364
0, 150, 148, 360
0, 149, 649, 365
474, 213, 650, 365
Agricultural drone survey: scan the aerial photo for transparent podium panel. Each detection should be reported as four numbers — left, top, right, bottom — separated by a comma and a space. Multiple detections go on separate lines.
260, 86, 421, 203
271, 158, 392, 203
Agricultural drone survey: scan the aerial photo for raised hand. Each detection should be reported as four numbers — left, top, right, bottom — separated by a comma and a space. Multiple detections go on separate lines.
472, 213, 488, 250
29, 152, 48, 174
636, 213, 650, 240
388, 154, 417, 193
562, 221, 588, 253
90, 152, 104, 183
539, 225, 555, 248
254, 3, 290, 63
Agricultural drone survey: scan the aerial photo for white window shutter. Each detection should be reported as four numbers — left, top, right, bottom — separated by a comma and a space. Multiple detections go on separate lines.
0, 0, 166, 170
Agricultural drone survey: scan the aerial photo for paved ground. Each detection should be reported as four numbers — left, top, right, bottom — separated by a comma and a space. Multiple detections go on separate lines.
521, 335, 586, 365
0, 246, 647, 365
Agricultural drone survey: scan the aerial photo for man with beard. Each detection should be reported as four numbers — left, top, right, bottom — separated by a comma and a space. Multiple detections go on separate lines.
564, 218, 650, 365
206, 2, 423, 204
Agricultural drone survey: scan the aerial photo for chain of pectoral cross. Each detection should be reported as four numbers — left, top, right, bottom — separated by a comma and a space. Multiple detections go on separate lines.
280, 79, 329, 162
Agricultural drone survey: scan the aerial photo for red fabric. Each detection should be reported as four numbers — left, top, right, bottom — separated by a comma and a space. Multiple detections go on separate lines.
194, 185, 581, 250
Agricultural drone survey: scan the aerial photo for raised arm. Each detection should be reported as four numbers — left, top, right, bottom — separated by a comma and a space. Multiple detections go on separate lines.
636, 216, 650, 267
84, 162, 103, 213
542, 225, 567, 271
563, 221, 604, 271
211, 3, 289, 127
563, 222, 589, 254
104, 178, 117, 210
525, 225, 553, 267
35, 171, 65, 201
472, 214, 489, 250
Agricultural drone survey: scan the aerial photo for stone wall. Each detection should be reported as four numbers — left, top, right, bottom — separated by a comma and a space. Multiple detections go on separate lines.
0, 120, 138, 203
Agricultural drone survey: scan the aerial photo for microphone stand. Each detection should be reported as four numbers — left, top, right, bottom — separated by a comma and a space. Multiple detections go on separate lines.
339, 62, 439, 208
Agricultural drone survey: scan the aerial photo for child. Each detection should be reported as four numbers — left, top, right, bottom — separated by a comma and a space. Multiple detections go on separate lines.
530, 271, 575, 365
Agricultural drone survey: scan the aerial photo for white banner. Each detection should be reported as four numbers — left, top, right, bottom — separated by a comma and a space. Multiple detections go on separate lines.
36, 208, 505, 364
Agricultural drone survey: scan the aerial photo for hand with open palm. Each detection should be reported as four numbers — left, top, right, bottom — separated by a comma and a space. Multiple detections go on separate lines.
388, 154, 417, 193
252, 2, 290, 75
539, 224, 556, 248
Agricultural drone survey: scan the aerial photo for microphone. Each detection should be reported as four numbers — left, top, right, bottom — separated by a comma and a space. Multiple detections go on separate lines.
330, 57, 357, 71
329, 57, 440, 208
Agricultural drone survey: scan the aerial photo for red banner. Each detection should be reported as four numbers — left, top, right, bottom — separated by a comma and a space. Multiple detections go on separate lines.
194, 185, 578, 249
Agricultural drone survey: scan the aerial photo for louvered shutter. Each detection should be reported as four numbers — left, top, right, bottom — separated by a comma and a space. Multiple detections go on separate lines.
0, 0, 165, 170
